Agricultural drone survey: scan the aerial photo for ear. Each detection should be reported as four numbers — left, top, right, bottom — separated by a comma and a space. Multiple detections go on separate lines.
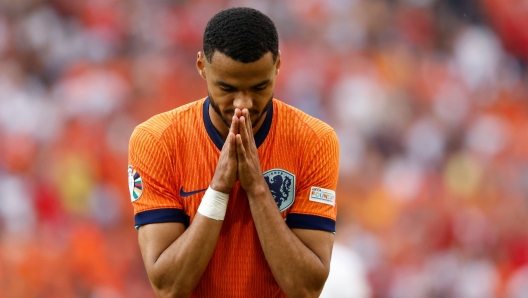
196, 51, 206, 79
275, 50, 281, 76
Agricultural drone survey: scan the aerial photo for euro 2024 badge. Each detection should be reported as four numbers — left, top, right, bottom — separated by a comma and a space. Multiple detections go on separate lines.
128, 165, 143, 202
263, 169, 295, 212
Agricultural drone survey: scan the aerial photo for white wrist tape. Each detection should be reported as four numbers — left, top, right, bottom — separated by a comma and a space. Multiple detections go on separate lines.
197, 187, 230, 220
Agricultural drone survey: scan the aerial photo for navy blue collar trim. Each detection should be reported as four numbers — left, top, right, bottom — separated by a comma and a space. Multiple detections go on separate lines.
203, 97, 273, 151
203, 98, 225, 150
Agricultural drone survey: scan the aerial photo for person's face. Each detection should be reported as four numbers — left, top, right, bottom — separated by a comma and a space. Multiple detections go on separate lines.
197, 50, 280, 129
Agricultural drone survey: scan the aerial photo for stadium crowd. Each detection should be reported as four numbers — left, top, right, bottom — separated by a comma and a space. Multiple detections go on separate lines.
0, 0, 527, 297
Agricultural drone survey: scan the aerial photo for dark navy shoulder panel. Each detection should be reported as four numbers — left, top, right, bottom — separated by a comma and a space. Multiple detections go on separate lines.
286, 213, 336, 233
203, 98, 273, 150
135, 208, 189, 230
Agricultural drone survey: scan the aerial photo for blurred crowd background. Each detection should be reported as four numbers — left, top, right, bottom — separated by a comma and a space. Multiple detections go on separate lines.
0, 0, 527, 297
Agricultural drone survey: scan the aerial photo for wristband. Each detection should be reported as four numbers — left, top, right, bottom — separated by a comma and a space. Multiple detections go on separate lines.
197, 187, 230, 220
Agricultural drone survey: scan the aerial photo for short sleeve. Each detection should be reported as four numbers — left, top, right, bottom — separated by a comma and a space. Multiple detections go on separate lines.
128, 127, 188, 229
287, 130, 339, 233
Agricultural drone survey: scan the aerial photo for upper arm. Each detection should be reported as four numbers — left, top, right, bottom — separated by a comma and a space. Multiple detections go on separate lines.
138, 222, 186, 271
291, 228, 334, 270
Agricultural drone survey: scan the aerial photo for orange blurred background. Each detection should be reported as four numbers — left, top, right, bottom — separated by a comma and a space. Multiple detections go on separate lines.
0, 0, 527, 297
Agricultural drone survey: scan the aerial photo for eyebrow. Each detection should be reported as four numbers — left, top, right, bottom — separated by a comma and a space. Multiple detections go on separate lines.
215, 79, 271, 89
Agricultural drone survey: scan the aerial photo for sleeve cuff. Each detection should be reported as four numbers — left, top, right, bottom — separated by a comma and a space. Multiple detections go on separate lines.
134, 208, 189, 230
286, 213, 336, 233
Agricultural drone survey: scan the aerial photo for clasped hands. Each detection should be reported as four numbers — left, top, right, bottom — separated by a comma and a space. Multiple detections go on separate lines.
210, 108, 266, 196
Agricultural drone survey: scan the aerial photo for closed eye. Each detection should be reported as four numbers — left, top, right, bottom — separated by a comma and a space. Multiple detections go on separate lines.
219, 86, 236, 92
253, 85, 267, 91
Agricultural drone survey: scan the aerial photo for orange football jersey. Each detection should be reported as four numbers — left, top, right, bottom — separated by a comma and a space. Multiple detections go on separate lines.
128, 98, 339, 297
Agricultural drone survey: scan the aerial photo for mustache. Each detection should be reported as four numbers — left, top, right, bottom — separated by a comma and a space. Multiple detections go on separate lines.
208, 92, 273, 128
224, 108, 260, 117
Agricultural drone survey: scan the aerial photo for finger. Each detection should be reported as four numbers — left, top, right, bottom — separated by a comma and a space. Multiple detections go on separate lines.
221, 117, 235, 153
234, 108, 241, 118
244, 109, 255, 142
228, 132, 236, 158
220, 131, 230, 154
243, 109, 256, 146
229, 113, 238, 136
238, 115, 250, 150
242, 109, 251, 136
235, 134, 246, 162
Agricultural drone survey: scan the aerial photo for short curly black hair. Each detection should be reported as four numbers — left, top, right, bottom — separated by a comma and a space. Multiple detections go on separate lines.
203, 7, 279, 63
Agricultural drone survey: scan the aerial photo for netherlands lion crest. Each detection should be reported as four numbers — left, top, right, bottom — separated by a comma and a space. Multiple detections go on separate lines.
263, 169, 296, 212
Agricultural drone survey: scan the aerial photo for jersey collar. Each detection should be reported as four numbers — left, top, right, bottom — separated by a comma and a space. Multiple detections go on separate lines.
203, 97, 273, 151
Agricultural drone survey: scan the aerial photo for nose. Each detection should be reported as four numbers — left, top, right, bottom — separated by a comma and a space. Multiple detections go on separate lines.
233, 91, 253, 111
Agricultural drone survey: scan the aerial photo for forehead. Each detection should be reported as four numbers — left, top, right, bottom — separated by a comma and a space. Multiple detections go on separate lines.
207, 51, 275, 83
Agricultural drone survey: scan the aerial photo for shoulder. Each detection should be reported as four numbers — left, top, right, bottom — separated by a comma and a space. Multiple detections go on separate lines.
274, 99, 336, 141
131, 99, 205, 144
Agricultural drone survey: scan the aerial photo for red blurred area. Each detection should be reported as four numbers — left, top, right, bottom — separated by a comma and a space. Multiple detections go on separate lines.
484, 0, 528, 63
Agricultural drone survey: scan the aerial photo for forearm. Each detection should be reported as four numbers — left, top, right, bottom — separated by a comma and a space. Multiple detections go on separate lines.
247, 185, 329, 297
140, 214, 223, 298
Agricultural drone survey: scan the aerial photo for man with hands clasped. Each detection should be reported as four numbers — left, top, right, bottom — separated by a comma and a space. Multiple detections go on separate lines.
128, 7, 340, 298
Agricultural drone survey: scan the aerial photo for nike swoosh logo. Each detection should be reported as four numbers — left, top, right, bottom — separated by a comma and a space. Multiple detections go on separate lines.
180, 187, 207, 197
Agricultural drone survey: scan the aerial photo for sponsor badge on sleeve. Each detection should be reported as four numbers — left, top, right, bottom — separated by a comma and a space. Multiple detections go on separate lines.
309, 187, 336, 206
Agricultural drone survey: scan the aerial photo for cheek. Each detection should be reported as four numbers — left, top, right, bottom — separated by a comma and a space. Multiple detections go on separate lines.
207, 85, 229, 100
258, 86, 275, 102
211, 91, 232, 104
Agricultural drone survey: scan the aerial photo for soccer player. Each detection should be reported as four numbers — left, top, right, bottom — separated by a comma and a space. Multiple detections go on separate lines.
128, 7, 339, 298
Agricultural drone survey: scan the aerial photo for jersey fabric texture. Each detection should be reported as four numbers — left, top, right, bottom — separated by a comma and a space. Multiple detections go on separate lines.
128, 98, 339, 297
